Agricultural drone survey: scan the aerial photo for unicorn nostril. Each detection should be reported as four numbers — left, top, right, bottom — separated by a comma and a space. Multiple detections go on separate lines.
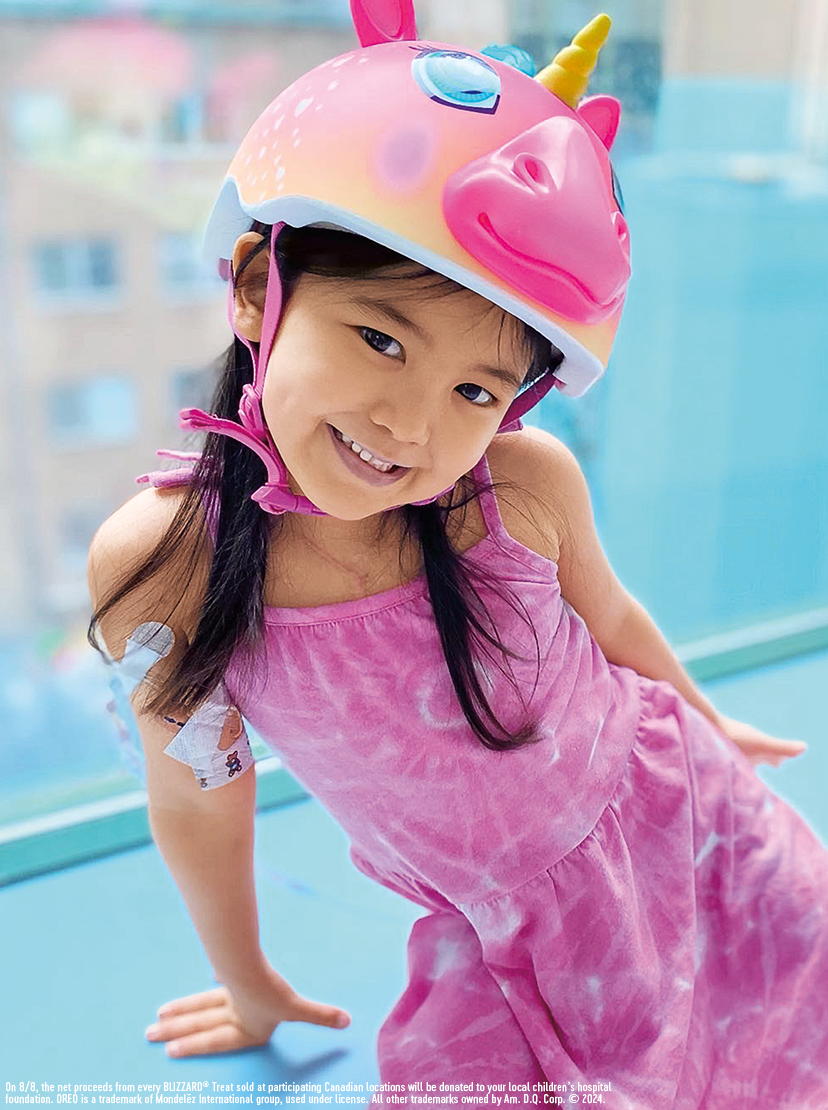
512, 153, 549, 189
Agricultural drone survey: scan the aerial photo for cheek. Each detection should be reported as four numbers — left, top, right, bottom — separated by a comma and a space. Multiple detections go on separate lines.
436, 435, 484, 481
259, 369, 283, 430
259, 355, 310, 424
372, 121, 436, 193
262, 331, 346, 416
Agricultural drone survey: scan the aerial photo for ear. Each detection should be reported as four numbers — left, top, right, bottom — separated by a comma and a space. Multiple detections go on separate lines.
577, 95, 621, 152
230, 232, 268, 343
350, 0, 417, 47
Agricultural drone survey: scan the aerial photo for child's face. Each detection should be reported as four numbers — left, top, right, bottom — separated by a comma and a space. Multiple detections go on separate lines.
234, 236, 528, 523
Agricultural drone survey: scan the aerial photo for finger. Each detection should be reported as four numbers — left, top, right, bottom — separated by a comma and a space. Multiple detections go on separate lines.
157, 989, 227, 1018
750, 751, 798, 769
147, 1004, 228, 1043
738, 738, 806, 758
165, 1024, 258, 1058
286, 996, 351, 1029
757, 744, 806, 763
761, 738, 807, 753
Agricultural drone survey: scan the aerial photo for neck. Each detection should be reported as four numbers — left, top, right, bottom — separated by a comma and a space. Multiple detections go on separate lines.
279, 502, 401, 551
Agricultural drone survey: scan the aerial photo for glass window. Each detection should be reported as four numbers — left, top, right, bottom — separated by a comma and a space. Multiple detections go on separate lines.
46, 377, 137, 447
158, 95, 203, 145
159, 231, 221, 288
33, 241, 68, 293
87, 240, 117, 289
8, 90, 70, 153
171, 367, 211, 416
32, 239, 119, 296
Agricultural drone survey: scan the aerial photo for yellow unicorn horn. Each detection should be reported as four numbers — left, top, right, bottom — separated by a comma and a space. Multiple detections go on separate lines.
535, 13, 612, 109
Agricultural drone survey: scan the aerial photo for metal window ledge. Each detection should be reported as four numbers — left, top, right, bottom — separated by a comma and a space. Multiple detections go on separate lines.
0, 757, 307, 888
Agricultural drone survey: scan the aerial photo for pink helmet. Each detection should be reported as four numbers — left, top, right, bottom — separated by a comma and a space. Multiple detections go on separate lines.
177, 1, 631, 517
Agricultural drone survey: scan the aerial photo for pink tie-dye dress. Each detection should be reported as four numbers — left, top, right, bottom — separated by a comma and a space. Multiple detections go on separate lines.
139, 451, 828, 1108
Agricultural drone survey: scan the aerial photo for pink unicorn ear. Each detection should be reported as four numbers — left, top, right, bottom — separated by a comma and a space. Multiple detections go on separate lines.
577, 95, 621, 152
350, 0, 418, 46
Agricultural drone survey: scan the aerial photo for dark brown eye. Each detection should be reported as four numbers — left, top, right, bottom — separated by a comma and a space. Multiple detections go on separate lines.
360, 327, 403, 358
456, 382, 496, 407
359, 327, 496, 407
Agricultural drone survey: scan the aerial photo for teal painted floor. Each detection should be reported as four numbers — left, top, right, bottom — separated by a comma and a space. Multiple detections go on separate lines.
4, 648, 827, 1092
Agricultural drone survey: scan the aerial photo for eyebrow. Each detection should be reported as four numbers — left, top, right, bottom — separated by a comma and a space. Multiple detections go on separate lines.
347, 295, 525, 395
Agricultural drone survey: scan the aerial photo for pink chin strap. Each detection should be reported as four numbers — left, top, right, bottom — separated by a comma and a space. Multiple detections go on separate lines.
178, 222, 564, 518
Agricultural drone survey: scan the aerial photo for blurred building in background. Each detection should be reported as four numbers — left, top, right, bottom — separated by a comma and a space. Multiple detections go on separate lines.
0, 2, 365, 627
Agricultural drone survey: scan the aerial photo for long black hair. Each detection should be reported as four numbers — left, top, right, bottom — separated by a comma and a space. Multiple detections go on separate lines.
88, 222, 566, 752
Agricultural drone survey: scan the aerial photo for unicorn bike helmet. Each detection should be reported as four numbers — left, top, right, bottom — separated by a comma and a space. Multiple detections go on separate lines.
178, 1, 631, 517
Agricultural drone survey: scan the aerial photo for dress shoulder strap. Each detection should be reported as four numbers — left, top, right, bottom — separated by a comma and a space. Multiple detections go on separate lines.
469, 450, 509, 544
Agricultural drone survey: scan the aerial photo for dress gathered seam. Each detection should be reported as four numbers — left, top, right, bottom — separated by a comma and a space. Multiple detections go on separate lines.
457, 673, 645, 911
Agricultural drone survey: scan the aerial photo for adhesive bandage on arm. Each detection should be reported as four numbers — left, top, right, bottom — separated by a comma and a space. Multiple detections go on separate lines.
109, 621, 254, 791
160, 684, 254, 791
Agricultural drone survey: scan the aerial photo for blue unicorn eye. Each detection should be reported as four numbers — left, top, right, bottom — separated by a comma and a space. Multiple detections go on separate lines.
412, 50, 501, 113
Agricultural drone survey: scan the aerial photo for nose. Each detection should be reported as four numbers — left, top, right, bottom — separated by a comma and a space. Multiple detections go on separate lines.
511, 152, 553, 192
443, 115, 632, 323
368, 391, 433, 451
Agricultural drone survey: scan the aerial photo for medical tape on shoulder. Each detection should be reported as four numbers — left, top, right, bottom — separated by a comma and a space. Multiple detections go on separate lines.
114, 620, 176, 696
106, 621, 178, 786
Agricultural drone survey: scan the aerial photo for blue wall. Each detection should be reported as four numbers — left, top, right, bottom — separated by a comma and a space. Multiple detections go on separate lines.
537, 77, 828, 642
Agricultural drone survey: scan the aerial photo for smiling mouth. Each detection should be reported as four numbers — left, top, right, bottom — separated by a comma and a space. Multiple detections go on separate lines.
477, 212, 619, 311
330, 425, 411, 472
328, 424, 412, 485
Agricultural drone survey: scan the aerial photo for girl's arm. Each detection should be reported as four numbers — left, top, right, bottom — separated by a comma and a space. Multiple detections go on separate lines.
595, 594, 723, 725
145, 756, 266, 990
88, 487, 351, 1056
516, 428, 807, 766
129, 695, 351, 1055
591, 596, 807, 767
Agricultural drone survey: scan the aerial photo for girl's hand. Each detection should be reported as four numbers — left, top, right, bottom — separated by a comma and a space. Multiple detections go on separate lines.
715, 713, 808, 768
144, 963, 351, 1058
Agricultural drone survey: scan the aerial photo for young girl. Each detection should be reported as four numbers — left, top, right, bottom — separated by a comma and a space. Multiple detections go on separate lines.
87, 4, 828, 1106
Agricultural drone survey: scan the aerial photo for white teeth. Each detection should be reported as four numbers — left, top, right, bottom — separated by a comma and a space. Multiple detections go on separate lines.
334, 428, 397, 472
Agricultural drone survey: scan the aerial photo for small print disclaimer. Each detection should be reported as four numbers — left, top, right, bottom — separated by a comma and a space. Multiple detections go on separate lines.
5, 1082, 614, 1108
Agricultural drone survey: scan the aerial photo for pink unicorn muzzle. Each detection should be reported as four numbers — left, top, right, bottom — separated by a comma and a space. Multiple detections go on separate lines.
444, 116, 630, 325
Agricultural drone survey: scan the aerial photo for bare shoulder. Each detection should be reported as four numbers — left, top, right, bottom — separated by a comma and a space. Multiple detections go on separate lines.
87, 483, 210, 656
88, 484, 256, 815
482, 425, 568, 564
90, 484, 186, 552
88, 484, 195, 597
487, 425, 634, 651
